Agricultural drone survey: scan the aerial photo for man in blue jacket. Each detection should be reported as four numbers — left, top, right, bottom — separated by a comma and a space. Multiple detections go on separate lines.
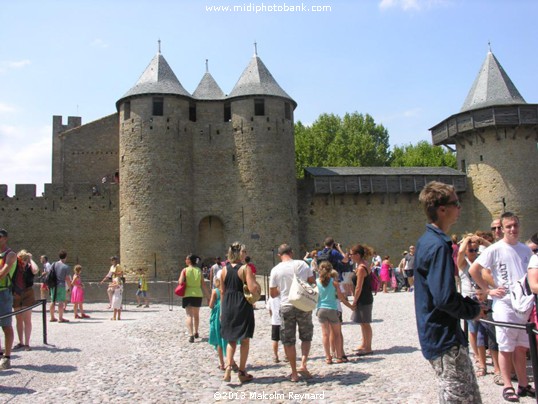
415, 181, 482, 403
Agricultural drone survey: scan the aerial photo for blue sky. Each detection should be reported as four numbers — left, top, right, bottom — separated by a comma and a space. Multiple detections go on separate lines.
1, 0, 537, 195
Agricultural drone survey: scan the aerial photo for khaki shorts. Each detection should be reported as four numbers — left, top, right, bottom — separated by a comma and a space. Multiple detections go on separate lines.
280, 305, 313, 346
13, 287, 36, 310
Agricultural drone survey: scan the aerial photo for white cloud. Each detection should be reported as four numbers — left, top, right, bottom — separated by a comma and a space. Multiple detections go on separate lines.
0, 124, 51, 196
91, 38, 109, 49
0, 59, 31, 73
379, 0, 449, 11
0, 103, 16, 113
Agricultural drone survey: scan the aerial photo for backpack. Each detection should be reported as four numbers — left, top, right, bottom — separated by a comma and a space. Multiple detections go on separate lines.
43, 262, 59, 289
9, 256, 27, 295
316, 248, 333, 265
510, 273, 536, 321
370, 271, 380, 293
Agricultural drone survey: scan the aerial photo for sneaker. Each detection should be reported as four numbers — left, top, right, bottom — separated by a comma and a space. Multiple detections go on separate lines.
188, 336, 195, 343
0, 356, 11, 370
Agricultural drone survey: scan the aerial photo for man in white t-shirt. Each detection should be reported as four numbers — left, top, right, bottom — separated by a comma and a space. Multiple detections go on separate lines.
470, 213, 534, 400
269, 244, 315, 382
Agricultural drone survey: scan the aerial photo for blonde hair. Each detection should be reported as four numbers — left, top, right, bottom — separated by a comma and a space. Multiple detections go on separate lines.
318, 261, 334, 287
74, 264, 82, 275
227, 242, 246, 263
214, 277, 221, 288
17, 249, 31, 262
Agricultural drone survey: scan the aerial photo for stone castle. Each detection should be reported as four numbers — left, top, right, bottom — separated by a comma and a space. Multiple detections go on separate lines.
1, 46, 536, 279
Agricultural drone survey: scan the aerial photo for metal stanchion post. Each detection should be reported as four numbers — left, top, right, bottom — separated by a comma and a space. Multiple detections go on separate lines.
42, 298, 48, 345
525, 323, 538, 404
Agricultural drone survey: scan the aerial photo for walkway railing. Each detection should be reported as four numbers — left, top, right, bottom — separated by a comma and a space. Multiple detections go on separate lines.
478, 318, 538, 403
0, 298, 49, 345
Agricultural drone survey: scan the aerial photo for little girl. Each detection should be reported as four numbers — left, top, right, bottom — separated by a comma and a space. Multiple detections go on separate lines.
208, 278, 226, 370
71, 265, 90, 319
110, 275, 123, 320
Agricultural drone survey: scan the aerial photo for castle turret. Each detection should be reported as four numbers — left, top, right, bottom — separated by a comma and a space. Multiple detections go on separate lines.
226, 48, 300, 259
430, 49, 538, 235
117, 46, 194, 276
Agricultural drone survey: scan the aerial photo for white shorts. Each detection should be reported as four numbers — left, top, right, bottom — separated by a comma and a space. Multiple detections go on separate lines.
496, 326, 529, 352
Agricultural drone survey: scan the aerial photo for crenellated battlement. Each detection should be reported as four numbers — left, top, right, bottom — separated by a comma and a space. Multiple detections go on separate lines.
0, 182, 119, 201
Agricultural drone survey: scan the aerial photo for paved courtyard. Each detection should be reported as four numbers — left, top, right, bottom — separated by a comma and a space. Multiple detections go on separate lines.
0, 292, 534, 403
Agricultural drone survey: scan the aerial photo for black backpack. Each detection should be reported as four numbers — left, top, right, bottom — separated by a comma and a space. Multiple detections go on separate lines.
43, 262, 58, 289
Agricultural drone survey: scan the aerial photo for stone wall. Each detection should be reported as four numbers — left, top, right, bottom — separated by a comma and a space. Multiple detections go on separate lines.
0, 185, 119, 280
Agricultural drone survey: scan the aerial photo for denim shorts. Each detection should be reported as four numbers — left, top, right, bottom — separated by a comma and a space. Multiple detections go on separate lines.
0, 289, 13, 327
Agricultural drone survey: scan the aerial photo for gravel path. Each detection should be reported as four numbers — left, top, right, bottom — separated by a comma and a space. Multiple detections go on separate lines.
0, 292, 533, 403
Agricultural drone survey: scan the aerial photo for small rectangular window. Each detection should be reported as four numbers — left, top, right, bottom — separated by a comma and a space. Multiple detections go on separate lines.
461, 159, 466, 173
189, 102, 196, 122
284, 102, 291, 120
124, 102, 131, 121
254, 99, 265, 116
224, 103, 231, 122
153, 97, 164, 116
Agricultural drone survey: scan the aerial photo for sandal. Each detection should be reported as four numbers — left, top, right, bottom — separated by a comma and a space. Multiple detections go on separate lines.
231, 362, 239, 372
475, 366, 486, 377
517, 385, 536, 398
335, 357, 349, 364
13, 343, 25, 350
223, 366, 232, 382
493, 373, 504, 386
503, 387, 520, 402
238, 369, 253, 383
325, 357, 333, 365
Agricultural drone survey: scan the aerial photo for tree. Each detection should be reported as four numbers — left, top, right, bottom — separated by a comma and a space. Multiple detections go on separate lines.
294, 112, 390, 177
390, 141, 457, 168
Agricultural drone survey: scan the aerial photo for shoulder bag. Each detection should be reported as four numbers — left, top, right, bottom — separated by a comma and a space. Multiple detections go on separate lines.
289, 262, 318, 312
241, 265, 261, 305
175, 268, 187, 297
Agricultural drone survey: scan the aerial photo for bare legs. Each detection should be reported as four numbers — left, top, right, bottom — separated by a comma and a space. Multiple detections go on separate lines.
15, 311, 32, 346
185, 307, 201, 337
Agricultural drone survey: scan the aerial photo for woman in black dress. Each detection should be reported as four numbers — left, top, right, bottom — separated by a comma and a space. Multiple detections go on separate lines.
349, 243, 374, 356
220, 242, 260, 383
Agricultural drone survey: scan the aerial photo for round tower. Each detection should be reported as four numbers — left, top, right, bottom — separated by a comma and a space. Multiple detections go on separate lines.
226, 49, 299, 266
116, 48, 194, 278
430, 50, 538, 236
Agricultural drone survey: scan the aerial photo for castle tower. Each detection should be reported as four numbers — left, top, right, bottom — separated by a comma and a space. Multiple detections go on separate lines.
430, 49, 538, 235
226, 48, 299, 262
116, 47, 194, 276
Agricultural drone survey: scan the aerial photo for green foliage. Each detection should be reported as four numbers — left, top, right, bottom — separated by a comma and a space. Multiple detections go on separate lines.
294, 112, 390, 178
390, 141, 457, 168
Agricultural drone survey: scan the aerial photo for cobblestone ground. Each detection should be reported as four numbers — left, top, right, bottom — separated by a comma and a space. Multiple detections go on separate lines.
0, 292, 534, 403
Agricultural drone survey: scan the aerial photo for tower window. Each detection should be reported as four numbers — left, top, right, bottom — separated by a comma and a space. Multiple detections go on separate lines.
461, 159, 466, 173
124, 101, 131, 120
189, 102, 197, 122
284, 102, 291, 120
224, 102, 231, 122
254, 99, 265, 116
153, 97, 164, 116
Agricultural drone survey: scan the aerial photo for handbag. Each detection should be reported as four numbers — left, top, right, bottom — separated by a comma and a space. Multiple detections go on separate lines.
288, 263, 318, 312
175, 269, 187, 297
241, 265, 261, 305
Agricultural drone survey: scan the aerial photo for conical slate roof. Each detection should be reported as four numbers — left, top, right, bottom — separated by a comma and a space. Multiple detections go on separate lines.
229, 55, 295, 104
193, 72, 225, 100
460, 51, 526, 112
119, 52, 191, 101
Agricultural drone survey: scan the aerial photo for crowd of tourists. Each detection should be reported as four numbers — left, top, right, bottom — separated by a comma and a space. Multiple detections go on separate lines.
2, 179, 538, 404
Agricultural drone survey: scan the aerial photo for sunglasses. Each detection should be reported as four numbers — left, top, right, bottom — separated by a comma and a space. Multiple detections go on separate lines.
468, 248, 479, 253
444, 200, 461, 208
491, 226, 502, 231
